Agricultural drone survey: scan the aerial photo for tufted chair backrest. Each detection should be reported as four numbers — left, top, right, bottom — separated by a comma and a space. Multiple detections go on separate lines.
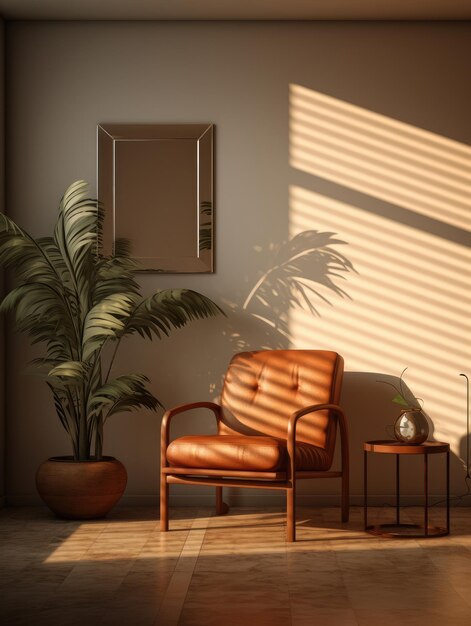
219, 350, 344, 458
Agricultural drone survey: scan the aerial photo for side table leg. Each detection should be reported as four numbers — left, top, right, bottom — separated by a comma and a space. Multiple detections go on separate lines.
396, 454, 400, 525
424, 454, 429, 536
364, 450, 368, 530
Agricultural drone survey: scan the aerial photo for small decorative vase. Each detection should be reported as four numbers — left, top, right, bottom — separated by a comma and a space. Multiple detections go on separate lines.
394, 409, 429, 444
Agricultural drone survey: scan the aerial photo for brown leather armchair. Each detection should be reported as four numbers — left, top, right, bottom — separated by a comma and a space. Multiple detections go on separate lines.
160, 350, 348, 541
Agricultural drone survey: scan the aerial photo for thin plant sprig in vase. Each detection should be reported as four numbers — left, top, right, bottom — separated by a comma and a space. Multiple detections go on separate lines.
378, 367, 423, 411
378, 368, 429, 444
0, 180, 224, 468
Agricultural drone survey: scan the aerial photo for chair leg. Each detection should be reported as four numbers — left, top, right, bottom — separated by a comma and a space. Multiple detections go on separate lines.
216, 486, 229, 515
160, 472, 169, 532
341, 471, 349, 523
287, 486, 296, 542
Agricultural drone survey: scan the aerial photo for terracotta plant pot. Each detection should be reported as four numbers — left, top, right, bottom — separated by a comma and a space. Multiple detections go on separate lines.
36, 456, 127, 519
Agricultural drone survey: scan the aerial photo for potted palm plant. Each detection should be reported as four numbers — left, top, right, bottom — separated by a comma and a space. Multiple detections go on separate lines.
0, 181, 223, 518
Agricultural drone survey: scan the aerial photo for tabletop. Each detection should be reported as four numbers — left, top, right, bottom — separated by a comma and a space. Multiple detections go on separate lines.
364, 440, 450, 455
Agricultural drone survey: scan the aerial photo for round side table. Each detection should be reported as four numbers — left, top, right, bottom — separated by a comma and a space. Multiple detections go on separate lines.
363, 440, 450, 538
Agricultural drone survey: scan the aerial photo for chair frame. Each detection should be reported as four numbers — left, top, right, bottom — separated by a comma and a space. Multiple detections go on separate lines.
160, 401, 349, 542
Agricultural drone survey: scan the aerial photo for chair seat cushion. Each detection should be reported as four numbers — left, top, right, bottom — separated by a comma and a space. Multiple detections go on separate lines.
166, 435, 331, 472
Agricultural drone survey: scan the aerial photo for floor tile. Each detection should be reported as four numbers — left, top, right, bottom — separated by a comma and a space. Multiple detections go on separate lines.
0, 505, 470, 626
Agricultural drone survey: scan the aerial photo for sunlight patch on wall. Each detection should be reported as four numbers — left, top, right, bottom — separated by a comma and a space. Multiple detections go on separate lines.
289, 185, 471, 448
290, 84, 471, 232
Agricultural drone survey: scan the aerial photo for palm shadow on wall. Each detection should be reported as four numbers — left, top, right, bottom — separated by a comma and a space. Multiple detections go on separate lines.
217, 232, 465, 487
222, 229, 355, 352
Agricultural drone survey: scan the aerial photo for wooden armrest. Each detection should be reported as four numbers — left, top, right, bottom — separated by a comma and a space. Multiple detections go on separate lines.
286, 403, 348, 478
161, 402, 222, 468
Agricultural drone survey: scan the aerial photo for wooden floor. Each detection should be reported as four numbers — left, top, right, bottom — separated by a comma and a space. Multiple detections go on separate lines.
0, 505, 470, 625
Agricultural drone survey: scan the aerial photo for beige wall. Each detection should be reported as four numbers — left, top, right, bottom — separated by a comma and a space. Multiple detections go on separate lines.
5, 21, 471, 505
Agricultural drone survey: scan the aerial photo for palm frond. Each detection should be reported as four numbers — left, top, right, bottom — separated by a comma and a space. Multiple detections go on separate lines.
1, 281, 74, 327
0, 214, 66, 287
199, 225, 212, 251
87, 374, 160, 420
37, 237, 72, 286
114, 238, 133, 257
200, 201, 212, 216
82, 293, 136, 360
53, 180, 100, 312
1, 282, 77, 361
46, 381, 80, 457
48, 360, 88, 380
122, 289, 224, 341
199, 201, 212, 251
92, 253, 140, 305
